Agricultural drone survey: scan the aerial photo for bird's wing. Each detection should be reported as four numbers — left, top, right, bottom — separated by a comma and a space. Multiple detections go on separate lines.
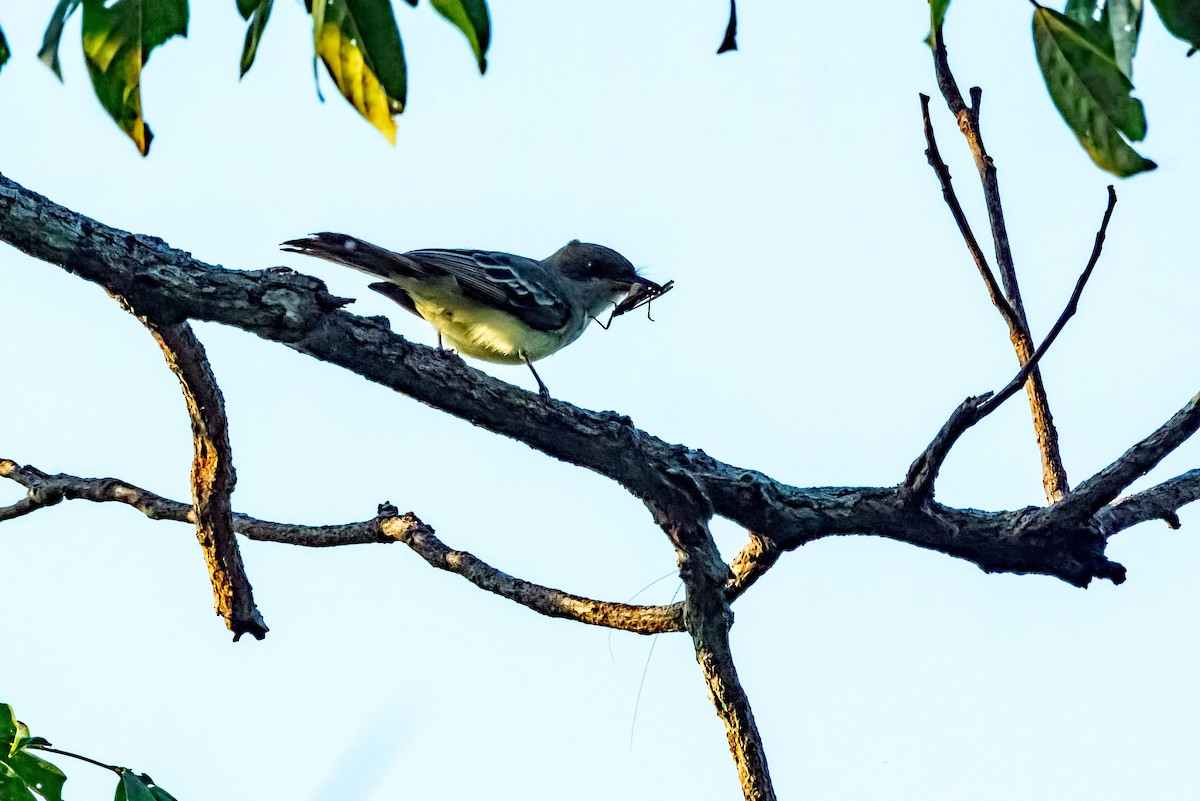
404, 249, 570, 332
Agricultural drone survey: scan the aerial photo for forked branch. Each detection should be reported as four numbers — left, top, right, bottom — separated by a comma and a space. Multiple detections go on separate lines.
905, 186, 1118, 500
928, 23, 1070, 502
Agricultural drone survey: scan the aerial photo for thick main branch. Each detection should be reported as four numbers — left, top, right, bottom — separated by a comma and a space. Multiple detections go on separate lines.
0, 172, 1192, 588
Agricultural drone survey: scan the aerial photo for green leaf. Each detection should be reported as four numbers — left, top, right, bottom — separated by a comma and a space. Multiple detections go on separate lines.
931, 0, 951, 30
0, 24, 10, 75
2, 754, 64, 801
8, 728, 28, 762
0, 708, 64, 801
137, 775, 178, 801
313, 0, 406, 143
925, 0, 951, 48
0, 760, 33, 801
81, 0, 189, 155
1108, 0, 1143, 77
113, 770, 154, 801
0, 708, 16, 746
38, 0, 83, 81
1065, 0, 1115, 53
1150, 0, 1200, 50
239, 0, 275, 76
431, 0, 489, 73
1065, 0, 1143, 77
1032, 5, 1155, 176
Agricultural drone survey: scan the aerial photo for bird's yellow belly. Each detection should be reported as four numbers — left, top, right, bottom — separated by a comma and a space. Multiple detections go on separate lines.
413, 299, 574, 364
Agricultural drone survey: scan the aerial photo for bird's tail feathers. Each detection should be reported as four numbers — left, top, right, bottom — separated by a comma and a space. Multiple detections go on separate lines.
280, 233, 418, 281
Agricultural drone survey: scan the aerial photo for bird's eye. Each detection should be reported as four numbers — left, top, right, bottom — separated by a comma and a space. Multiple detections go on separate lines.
586, 261, 597, 274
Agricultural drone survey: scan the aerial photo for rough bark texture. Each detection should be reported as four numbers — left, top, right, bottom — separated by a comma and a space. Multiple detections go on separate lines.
145, 320, 267, 640
0, 173, 1165, 588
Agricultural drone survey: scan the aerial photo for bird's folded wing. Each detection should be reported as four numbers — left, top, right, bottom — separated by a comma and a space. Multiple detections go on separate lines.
404, 249, 570, 332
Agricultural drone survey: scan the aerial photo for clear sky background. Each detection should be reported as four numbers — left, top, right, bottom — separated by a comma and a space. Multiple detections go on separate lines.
2, 1, 1199, 799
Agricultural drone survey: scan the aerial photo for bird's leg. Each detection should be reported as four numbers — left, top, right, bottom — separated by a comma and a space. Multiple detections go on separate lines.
437, 332, 444, 351
523, 355, 551, 400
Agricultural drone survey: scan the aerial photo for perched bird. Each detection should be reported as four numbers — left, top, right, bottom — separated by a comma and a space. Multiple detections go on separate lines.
281, 233, 670, 397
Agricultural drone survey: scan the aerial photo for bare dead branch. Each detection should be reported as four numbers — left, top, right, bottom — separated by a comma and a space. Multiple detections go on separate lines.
905, 186, 1116, 500
0, 171, 1182, 590
1051, 393, 1200, 521
1096, 469, 1200, 535
919, 93, 1020, 333
380, 514, 683, 634
143, 320, 266, 641
929, 25, 1070, 503
976, 185, 1117, 417
0, 459, 685, 635
904, 393, 993, 499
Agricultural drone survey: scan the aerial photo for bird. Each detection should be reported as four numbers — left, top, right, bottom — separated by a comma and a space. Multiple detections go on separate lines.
281, 233, 670, 398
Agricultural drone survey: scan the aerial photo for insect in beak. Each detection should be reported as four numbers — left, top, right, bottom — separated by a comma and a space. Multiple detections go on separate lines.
612, 278, 674, 319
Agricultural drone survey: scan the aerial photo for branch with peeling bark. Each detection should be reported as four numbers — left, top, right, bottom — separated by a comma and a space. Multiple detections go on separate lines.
144, 319, 267, 640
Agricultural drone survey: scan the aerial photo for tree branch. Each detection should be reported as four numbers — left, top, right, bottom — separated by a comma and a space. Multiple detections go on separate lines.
144, 320, 266, 640
919, 93, 1020, 335
379, 512, 683, 634
647, 480, 776, 801
1051, 393, 1200, 521
727, 533, 782, 599
929, 25, 1070, 502
0, 460, 685, 635
0, 171, 1187, 591
1096, 469, 1200, 535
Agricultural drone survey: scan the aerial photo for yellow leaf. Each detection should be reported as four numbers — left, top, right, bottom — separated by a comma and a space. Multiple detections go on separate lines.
316, 22, 398, 144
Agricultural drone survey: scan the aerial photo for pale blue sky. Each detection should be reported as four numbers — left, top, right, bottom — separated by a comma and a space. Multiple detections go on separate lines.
2, 2, 1199, 799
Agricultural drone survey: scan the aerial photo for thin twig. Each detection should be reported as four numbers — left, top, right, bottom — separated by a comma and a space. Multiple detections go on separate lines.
919, 93, 1021, 334
380, 515, 683, 634
929, 24, 1070, 502
31, 746, 121, 775
976, 185, 1118, 417
0, 460, 685, 635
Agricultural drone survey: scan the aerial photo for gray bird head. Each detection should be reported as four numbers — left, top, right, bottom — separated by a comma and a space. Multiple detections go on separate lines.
547, 240, 657, 291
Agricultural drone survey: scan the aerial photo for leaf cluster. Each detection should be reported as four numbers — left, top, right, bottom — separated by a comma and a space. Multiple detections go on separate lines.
936, 0, 1199, 176
0, 0, 490, 154
0, 704, 176, 801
